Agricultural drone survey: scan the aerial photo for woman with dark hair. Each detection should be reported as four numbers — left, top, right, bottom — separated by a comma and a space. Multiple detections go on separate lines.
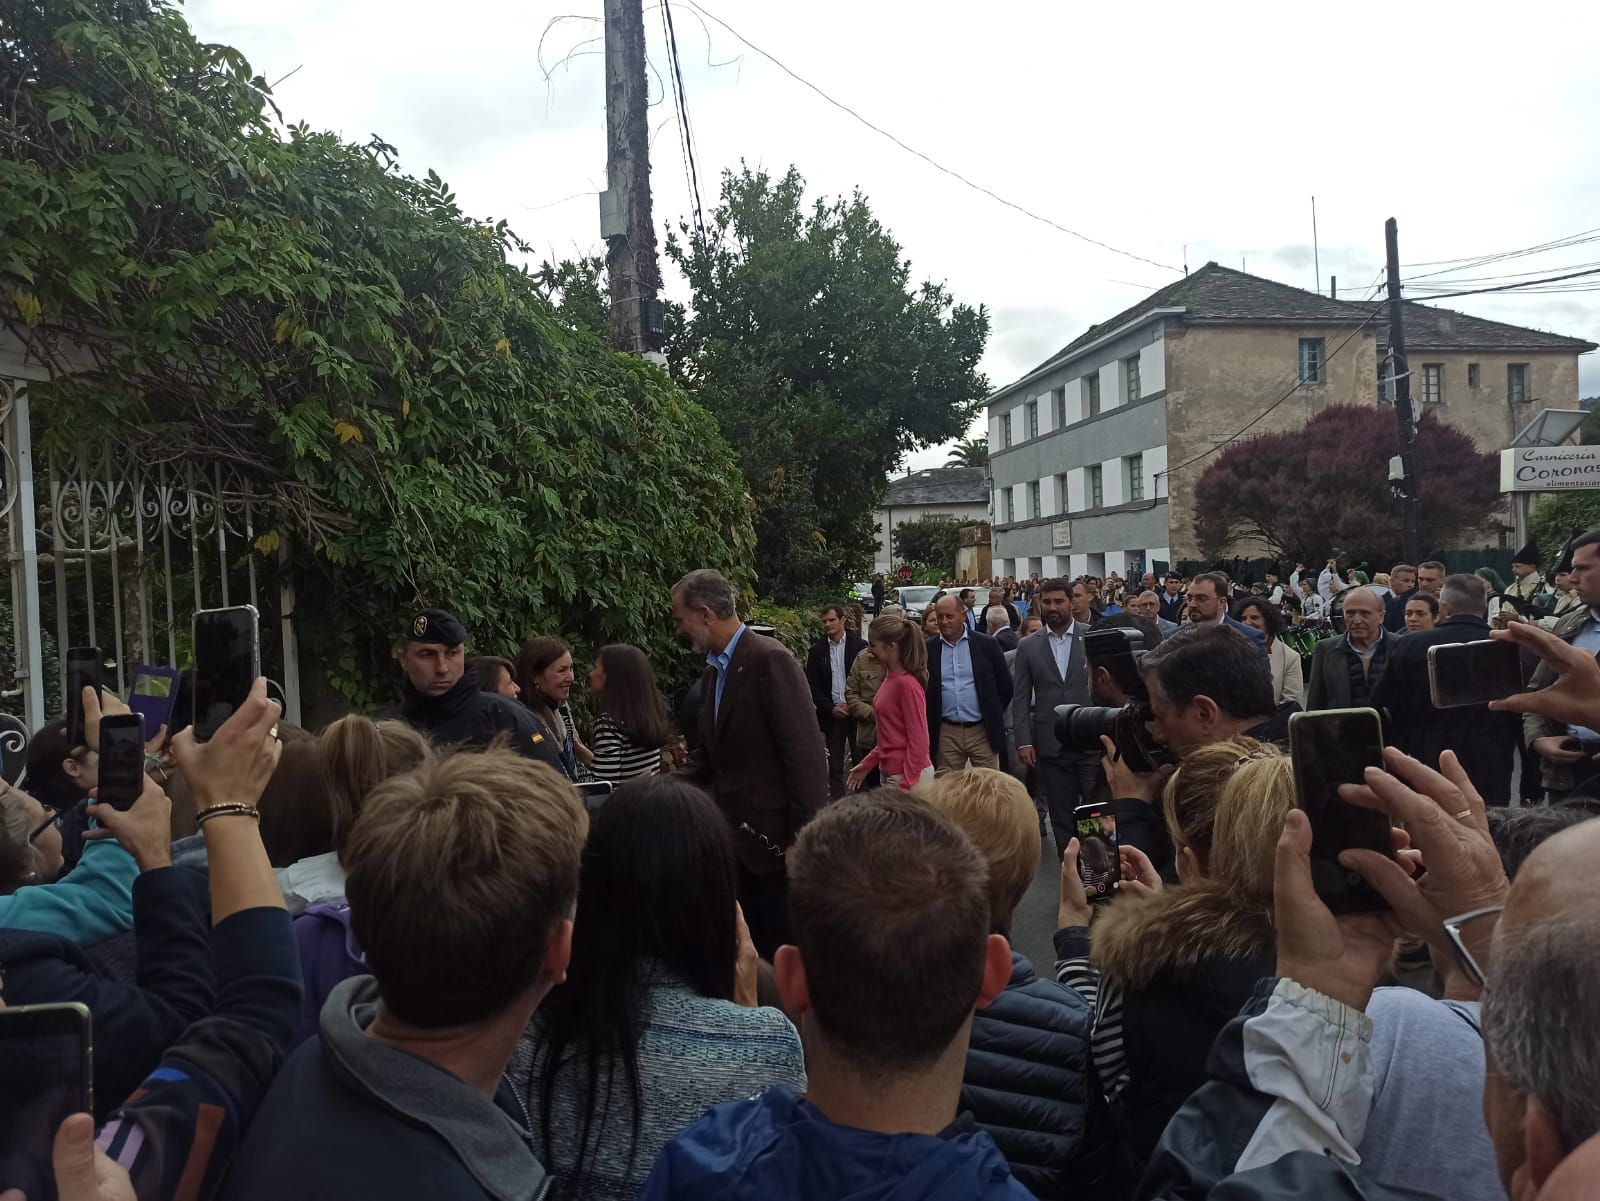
516, 636, 590, 780
587, 645, 672, 783
1232, 595, 1303, 706
509, 776, 804, 1200
466, 655, 520, 700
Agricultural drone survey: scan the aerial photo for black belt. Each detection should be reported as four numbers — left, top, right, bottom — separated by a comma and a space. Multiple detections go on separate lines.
942, 719, 984, 727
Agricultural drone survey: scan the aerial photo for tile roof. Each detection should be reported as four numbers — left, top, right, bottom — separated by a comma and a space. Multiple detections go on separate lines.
999, 262, 1595, 396
883, 467, 990, 507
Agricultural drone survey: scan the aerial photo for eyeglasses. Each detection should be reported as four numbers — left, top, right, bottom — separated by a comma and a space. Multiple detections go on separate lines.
27, 798, 84, 844
1442, 905, 1503, 988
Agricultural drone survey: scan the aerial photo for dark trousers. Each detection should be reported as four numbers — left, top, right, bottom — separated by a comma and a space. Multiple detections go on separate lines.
821, 713, 851, 799
738, 865, 792, 960
1038, 754, 1104, 861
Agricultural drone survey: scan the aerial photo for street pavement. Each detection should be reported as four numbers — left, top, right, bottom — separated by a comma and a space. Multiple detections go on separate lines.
1010, 836, 1065, 972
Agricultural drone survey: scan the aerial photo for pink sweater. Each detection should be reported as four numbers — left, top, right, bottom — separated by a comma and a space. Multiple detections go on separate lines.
858, 669, 932, 789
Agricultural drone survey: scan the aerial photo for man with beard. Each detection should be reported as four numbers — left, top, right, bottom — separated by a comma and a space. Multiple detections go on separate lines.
1011, 578, 1097, 859
395, 609, 565, 771
673, 569, 828, 954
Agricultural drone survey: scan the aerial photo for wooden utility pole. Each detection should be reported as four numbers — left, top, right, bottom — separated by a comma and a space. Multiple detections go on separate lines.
601, 0, 661, 355
1384, 217, 1423, 563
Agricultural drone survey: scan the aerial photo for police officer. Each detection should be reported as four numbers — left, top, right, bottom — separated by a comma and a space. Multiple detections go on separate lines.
395, 609, 564, 771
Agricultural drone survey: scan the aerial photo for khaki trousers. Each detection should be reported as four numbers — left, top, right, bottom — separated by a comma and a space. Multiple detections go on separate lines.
936, 722, 998, 774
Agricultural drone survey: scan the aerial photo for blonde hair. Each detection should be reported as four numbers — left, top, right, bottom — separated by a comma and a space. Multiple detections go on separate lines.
921, 768, 1038, 935
319, 716, 433, 861
1162, 736, 1291, 898
345, 749, 588, 1027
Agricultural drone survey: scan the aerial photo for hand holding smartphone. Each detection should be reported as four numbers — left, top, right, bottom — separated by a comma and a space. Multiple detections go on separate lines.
1427, 639, 1524, 709
1072, 802, 1118, 903
96, 713, 146, 811
64, 647, 102, 748
192, 606, 260, 741
0, 1002, 92, 1201
1288, 708, 1395, 914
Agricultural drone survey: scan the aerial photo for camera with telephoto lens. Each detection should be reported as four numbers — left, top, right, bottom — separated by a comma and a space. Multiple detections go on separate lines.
1053, 628, 1174, 775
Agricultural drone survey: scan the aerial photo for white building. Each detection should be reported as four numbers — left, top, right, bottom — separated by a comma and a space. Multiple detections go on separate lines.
872, 467, 990, 574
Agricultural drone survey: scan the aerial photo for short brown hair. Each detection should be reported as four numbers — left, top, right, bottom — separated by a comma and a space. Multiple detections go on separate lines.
922, 768, 1038, 935
345, 749, 587, 1027
867, 613, 927, 686
787, 790, 989, 1072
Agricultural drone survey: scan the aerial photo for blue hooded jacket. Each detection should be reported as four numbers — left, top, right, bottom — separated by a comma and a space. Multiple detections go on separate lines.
638, 1085, 1032, 1201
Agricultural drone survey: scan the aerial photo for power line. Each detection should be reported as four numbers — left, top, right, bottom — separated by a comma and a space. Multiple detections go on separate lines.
1404, 266, 1600, 302
1399, 227, 1600, 282
678, 0, 1179, 275
659, 0, 708, 244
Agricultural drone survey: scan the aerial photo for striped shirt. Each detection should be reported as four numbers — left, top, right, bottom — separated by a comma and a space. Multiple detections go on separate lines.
589, 715, 663, 783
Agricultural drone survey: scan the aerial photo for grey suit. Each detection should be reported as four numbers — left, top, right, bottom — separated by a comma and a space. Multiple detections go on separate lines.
1011, 621, 1099, 858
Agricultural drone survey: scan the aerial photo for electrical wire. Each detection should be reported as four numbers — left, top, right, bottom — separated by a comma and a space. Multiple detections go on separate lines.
1399, 228, 1600, 283
659, 0, 708, 245
1403, 266, 1600, 302
678, 0, 1179, 275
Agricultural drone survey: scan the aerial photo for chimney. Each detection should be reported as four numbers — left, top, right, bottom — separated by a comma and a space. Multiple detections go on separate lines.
1330, 275, 1337, 300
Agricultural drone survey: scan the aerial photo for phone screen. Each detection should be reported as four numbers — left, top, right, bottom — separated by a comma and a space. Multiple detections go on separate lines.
64, 648, 102, 749
1428, 639, 1524, 709
192, 606, 259, 741
130, 667, 179, 736
97, 714, 146, 811
1073, 804, 1118, 902
0, 1003, 93, 1201
1288, 708, 1393, 913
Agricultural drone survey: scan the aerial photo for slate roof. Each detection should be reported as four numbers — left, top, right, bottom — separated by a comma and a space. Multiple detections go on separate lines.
882, 467, 989, 507
1000, 262, 1595, 396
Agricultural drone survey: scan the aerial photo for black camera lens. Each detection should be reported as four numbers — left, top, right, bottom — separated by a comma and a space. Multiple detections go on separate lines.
1054, 705, 1124, 754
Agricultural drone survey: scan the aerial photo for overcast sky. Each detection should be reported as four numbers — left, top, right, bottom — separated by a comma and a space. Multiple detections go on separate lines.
188, 0, 1600, 472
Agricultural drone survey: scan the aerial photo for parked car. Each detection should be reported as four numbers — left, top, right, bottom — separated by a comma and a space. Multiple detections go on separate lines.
850, 581, 876, 613
891, 585, 942, 621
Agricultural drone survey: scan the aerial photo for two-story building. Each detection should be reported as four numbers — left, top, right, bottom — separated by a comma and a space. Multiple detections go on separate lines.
872, 466, 990, 574
986, 263, 1596, 577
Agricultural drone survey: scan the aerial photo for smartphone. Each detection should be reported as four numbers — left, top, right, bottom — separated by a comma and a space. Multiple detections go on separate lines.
1072, 802, 1118, 903
0, 1002, 93, 1201
1428, 639, 1524, 709
191, 605, 260, 741
129, 664, 180, 735
97, 713, 146, 811
64, 647, 102, 748
1288, 708, 1394, 914
576, 780, 614, 813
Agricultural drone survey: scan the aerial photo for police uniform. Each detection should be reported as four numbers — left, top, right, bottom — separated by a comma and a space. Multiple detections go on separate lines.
396, 609, 565, 772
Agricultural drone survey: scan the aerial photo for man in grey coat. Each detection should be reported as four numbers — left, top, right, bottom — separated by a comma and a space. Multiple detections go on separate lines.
1011, 578, 1097, 859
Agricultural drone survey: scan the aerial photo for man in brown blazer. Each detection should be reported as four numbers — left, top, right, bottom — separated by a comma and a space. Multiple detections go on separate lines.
673, 569, 829, 956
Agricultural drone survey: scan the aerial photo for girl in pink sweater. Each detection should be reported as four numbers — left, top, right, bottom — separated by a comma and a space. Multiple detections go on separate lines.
846, 614, 934, 791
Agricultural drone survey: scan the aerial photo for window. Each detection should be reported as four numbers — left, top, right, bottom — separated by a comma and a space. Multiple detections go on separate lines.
1052, 386, 1067, 429
1027, 480, 1040, 519
1087, 464, 1104, 509
1002, 411, 1013, 448
1298, 338, 1325, 384
1083, 372, 1101, 417
1056, 473, 1070, 514
1509, 363, 1529, 403
1421, 364, 1442, 404
1025, 399, 1038, 440
1467, 362, 1480, 388
1124, 354, 1142, 403
1126, 453, 1145, 502
1001, 490, 1013, 524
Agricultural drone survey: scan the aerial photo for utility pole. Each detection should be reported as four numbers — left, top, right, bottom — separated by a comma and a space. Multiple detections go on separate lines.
600, 0, 662, 356
1384, 217, 1423, 563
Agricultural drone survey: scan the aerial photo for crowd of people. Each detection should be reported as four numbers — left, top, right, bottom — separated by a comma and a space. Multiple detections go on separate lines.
2, 550, 1599, 1201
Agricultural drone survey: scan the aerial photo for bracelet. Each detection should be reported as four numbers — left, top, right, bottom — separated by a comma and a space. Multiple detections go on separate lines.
196, 802, 260, 826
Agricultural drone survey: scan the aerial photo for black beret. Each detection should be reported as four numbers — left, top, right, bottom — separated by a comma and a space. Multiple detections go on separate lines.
406, 608, 468, 646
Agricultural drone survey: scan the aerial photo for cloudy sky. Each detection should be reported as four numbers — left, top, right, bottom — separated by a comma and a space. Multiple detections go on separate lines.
188, 0, 1600, 470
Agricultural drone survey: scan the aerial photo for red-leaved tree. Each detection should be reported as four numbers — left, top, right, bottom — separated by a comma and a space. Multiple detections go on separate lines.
1193, 405, 1500, 563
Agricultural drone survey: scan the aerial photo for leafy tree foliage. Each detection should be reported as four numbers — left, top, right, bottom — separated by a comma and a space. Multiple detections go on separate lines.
1530, 492, 1600, 569
892, 515, 963, 575
0, 0, 752, 710
665, 165, 989, 603
945, 436, 989, 469
1194, 405, 1499, 564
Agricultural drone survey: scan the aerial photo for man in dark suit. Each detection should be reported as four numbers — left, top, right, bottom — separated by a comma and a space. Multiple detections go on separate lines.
927, 593, 1013, 772
1523, 530, 1600, 800
805, 602, 867, 798
1382, 563, 1418, 633
674, 569, 829, 956
1011, 578, 1096, 859
1369, 573, 1518, 805
1305, 586, 1397, 710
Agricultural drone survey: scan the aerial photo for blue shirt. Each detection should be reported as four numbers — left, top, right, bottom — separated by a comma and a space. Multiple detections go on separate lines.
940, 629, 982, 722
1568, 608, 1600, 740
708, 623, 748, 720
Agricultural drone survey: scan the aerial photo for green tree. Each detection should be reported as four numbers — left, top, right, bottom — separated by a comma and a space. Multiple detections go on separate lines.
1530, 492, 1600, 567
946, 436, 989, 469
0, 0, 753, 710
665, 165, 989, 603
892, 515, 963, 575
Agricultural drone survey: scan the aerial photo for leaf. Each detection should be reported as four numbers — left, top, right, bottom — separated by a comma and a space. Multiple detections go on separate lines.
333, 419, 363, 444
254, 531, 281, 556
494, 337, 509, 353
401, 399, 411, 417
274, 317, 292, 343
